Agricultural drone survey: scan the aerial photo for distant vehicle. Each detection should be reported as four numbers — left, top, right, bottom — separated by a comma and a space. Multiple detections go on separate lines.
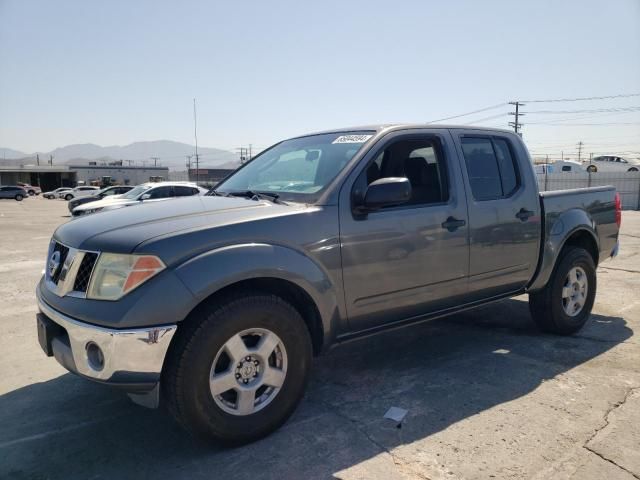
0, 185, 28, 201
68, 185, 134, 212
17, 182, 42, 196
59, 186, 100, 200
552, 160, 586, 173
72, 181, 207, 216
586, 156, 640, 173
43, 187, 72, 199
534, 164, 554, 174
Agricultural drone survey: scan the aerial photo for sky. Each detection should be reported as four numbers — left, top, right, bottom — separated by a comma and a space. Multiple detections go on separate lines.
1, 0, 639, 162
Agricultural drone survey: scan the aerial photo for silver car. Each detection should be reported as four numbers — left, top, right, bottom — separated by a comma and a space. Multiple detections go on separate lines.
0, 186, 28, 201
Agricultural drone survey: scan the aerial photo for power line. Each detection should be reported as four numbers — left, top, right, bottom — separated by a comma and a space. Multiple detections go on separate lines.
526, 107, 640, 114
462, 113, 509, 125
521, 93, 640, 103
427, 102, 508, 123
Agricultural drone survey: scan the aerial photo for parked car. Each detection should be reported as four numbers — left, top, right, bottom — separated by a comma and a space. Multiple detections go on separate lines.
586, 155, 640, 173
17, 182, 42, 195
551, 160, 586, 173
36, 125, 620, 445
0, 185, 28, 201
43, 187, 72, 199
71, 182, 207, 216
67, 185, 134, 213
59, 186, 100, 200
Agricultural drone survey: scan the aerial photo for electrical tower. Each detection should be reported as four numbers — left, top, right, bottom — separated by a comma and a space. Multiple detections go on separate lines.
508, 101, 525, 135
150, 156, 160, 167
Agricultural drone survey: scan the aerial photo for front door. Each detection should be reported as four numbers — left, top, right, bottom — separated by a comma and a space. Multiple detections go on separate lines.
339, 130, 470, 333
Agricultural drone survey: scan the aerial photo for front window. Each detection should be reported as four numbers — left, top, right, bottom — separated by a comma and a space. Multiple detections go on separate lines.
216, 131, 374, 202
122, 185, 152, 200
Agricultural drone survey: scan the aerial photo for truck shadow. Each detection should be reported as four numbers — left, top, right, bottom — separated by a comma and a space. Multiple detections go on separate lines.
0, 298, 633, 479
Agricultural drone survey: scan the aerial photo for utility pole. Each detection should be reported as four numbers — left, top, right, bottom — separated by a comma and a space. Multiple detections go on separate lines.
577, 141, 584, 162
508, 101, 525, 135
185, 155, 193, 181
49, 154, 54, 165
193, 98, 200, 185
151, 156, 160, 167
36, 153, 40, 166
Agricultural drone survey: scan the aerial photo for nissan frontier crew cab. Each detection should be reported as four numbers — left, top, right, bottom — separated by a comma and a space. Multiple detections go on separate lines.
36, 124, 621, 445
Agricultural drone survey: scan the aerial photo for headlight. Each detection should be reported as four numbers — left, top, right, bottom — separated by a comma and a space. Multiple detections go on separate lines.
87, 253, 165, 300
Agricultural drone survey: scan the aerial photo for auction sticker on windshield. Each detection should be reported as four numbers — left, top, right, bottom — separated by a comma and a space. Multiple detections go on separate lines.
332, 134, 373, 144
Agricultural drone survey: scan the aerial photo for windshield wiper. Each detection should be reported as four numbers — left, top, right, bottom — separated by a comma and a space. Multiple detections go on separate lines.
223, 190, 285, 204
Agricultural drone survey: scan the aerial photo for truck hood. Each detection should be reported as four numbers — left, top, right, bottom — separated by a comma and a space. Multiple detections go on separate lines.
54, 195, 302, 253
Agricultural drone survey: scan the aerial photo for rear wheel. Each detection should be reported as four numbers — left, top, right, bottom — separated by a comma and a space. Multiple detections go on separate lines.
628, 167, 638, 172
15, 194, 23, 201
163, 293, 313, 445
529, 247, 596, 335
587, 165, 597, 173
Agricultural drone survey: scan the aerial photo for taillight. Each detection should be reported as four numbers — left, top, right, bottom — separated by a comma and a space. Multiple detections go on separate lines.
615, 192, 622, 227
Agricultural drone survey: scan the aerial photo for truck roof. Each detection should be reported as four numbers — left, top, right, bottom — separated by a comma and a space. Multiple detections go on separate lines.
297, 123, 515, 138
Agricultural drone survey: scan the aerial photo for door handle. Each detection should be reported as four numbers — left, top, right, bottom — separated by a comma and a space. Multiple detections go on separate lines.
516, 208, 534, 221
441, 216, 466, 232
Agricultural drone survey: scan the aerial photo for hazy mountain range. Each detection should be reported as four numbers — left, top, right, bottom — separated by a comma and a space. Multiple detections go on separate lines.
0, 140, 240, 171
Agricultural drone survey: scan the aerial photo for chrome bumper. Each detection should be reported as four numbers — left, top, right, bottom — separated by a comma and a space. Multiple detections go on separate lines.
36, 288, 177, 390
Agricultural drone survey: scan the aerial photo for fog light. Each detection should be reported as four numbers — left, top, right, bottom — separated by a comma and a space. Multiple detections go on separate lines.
86, 342, 105, 371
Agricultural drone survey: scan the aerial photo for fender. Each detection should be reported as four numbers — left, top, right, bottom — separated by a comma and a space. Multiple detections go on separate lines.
527, 208, 599, 292
174, 243, 341, 346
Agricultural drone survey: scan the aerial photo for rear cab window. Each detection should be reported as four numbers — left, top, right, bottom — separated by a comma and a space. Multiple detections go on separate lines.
460, 136, 520, 201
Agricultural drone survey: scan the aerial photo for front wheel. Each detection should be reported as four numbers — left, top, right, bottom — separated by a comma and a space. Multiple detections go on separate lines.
15, 194, 24, 201
65, 194, 73, 200
628, 167, 638, 172
163, 293, 313, 445
586, 165, 597, 173
529, 247, 596, 335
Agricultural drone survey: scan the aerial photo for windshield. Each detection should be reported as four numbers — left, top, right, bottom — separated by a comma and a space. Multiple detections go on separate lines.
121, 185, 152, 199
216, 131, 374, 202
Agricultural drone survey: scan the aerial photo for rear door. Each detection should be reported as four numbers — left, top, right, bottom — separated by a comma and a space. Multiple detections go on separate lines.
451, 129, 541, 299
339, 129, 470, 332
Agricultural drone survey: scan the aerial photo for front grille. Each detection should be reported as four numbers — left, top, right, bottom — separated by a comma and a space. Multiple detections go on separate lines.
73, 252, 98, 292
51, 242, 69, 284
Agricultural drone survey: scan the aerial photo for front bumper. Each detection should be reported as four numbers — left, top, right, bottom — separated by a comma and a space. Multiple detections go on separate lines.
36, 287, 177, 397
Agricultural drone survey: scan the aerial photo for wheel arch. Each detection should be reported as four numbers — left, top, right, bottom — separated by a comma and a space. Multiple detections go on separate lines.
528, 207, 600, 293
174, 243, 342, 354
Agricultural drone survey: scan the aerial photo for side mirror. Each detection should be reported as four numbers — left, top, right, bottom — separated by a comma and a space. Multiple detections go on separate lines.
360, 177, 411, 212
140, 193, 151, 200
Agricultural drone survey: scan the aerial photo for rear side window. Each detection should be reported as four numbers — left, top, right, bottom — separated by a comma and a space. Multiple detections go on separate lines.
461, 137, 520, 201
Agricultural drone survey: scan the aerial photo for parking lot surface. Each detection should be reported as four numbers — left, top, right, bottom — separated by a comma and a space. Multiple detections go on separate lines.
1, 198, 639, 480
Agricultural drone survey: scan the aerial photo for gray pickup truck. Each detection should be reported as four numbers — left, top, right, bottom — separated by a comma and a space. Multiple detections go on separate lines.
36, 124, 620, 444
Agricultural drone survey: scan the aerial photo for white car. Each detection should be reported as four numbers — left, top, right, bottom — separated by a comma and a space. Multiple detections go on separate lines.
43, 187, 72, 199
72, 182, 207, 216
59, 186, 100, 200
551, 160, 586, 173
586, 156, 640, 173
534, 163, 554, 174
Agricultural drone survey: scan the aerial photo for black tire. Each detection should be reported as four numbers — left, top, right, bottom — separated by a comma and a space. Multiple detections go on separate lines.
65, 194, 73, 200
15, 194, 23, 201
628, 167, 638, 172
529, 247, 596, 335
587, 165, 597, 173
162, 293, 313, 445
28, 190, 35, 196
